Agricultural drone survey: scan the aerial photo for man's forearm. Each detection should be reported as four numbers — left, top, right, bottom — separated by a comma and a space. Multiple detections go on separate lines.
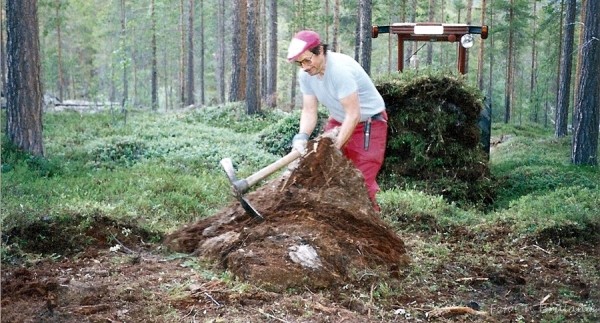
299, 106, 318, 136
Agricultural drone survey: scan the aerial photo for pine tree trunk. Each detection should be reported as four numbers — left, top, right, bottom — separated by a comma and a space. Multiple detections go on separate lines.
333, 0, 340, 52
179, 0, 185, 107
55, 0, 64, 101
216, 0, 225, 103
229, 0, 247, 102
477, 0, 486, 91
529, 0, 538, 122
426, 0, 435, 65
0, 0, 6, 98
504, 0, 515, 123
246, 0, 260, 115
199, 0, 205, 106
555, 0, 576, 137
357, 0, 372, 74
186, 0, 195, 106
151, 0, 158, 110
120, 0, 128, 111
265, 0, 277, 108
571, 0, 599, 165
6, 0, 44, 156
464, 0, 472, 73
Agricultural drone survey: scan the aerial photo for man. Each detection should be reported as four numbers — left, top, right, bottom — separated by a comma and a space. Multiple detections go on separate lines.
287, 30, 388, 211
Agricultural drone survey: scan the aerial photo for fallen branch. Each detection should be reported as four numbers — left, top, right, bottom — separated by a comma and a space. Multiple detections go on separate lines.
204, 292, 222, 307
455, 277, 489, 283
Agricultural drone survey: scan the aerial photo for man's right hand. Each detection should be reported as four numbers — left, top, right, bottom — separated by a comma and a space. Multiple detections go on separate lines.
292, 133, 309, 155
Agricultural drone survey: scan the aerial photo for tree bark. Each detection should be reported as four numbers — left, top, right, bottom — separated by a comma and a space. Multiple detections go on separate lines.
0, 0, 6, 98
426, 0, 435, 65
571, 0, 599, 165
216, 0, 225, 103
55, 0, 64, 101
120, 0, 128, 111
151, 0, 158, 110
186, 0, 195, 106
6, 0, 45, 156
504, 0, 515, 123
357, 0, 372, 74
246, 0, 260, 115
229, 0, 247, 102
529, 0, 538, 122
179, 0, 186, 107
265, 0, 277, 108
199, 0, 205, 106
477, 0, 487, 91
465, 0, 473, 73
332, 0, 340, 52
555, 0, 576, 137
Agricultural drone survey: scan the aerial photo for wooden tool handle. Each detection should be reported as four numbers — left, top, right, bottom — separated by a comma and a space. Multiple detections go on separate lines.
244, 149, 301, 188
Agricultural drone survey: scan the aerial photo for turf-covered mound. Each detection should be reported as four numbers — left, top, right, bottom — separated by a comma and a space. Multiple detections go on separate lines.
376, 73, 494, 205
165, 137, 409, 292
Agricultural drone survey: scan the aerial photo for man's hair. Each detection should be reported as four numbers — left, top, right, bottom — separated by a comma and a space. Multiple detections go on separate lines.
310, 44, 329, 56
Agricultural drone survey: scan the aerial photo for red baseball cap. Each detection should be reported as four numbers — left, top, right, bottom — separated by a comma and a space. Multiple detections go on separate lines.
287, 30, 321, 62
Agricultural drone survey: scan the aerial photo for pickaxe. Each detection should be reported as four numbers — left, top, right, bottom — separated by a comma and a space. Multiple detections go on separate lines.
220, 150, 301, 220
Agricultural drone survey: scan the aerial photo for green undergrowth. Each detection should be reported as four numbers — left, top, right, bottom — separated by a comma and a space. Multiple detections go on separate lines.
379, 121, 599, 245
1, 106, 296, 262
2, 107, 599, 262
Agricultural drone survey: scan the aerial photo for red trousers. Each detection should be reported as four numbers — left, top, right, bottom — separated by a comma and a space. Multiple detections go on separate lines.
324, 112, 388, 209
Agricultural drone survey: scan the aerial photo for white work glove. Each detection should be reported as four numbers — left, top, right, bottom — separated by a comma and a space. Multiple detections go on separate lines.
292, 133, 309, 155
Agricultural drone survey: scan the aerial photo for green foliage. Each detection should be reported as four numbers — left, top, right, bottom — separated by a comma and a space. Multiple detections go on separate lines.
87, 136, 147, 169
1, 137, 62, 177
1, 106, 299, 259
377, 121, 599, 245
483, 123, 600, 243
489, 186, 600, 245
378, 188, 479, 231
187, 102, 288, 134
256, 108, 327, 156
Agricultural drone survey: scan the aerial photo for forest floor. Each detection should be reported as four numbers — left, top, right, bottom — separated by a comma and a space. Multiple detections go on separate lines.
2, 222, 598, 322
2, 138, 599, 322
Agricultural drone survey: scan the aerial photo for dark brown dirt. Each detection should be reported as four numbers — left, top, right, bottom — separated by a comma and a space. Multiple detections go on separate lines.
164, 136, 409, 292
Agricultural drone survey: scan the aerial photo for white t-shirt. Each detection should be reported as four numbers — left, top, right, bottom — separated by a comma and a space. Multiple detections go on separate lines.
298, 51, 385, 123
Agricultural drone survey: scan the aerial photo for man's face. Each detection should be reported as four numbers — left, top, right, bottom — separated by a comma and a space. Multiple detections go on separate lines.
295, 50, 322, 76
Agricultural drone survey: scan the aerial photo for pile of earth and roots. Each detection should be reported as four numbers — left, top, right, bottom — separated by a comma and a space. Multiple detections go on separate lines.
164, 136, 410, 292
377, 73, 494, 205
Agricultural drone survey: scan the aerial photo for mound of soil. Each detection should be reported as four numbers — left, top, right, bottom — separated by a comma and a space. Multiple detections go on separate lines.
165, 137, 409, 292
377, 73, 494, 204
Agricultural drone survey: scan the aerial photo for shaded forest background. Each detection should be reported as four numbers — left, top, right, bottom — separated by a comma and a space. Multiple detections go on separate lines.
0, 0, 590, 127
